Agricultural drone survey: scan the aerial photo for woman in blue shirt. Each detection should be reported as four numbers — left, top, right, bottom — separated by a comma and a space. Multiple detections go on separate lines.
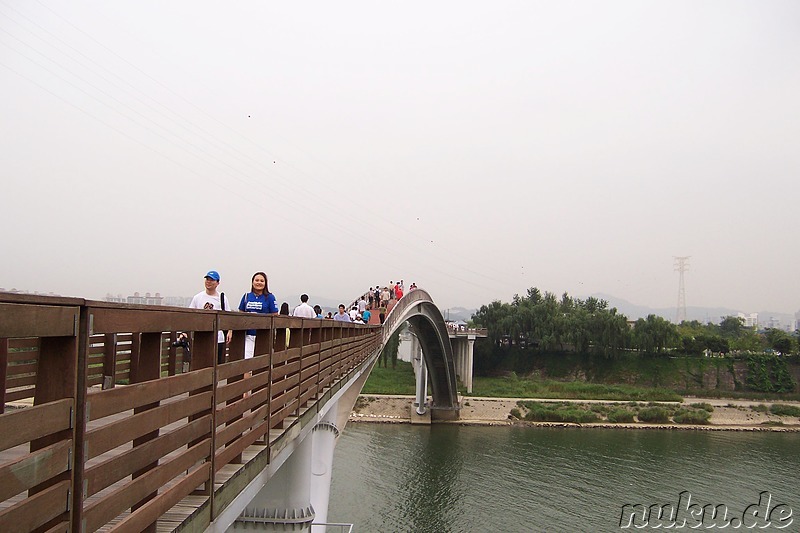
238, 271, 278, 358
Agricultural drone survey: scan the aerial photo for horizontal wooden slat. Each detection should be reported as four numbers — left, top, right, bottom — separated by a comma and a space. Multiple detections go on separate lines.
110, 463, 211, 533
87, 368, 213, 420
0, 479, 70, 533
4, 387, 36, 402
217, 356, 271, 381
7, 351, 38, 363
215, 388, 269, 426
86, 391, 212, 459
6, 374, 38, 388
215, 419, 269, 470
216, 372, 270, 404
214, 403, 269, 449
0, 440, 72, 502
0, 399, 73, 451
0, 303, 78, 338
7, 337, 39, 350
6, 362, 38, 375
85, 415, 211, 497
89, 306, 216, 334
83, 439, 211, 533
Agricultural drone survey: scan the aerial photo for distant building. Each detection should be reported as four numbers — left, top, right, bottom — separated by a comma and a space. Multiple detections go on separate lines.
104, 292, 191, 307
737, 312, 759, 329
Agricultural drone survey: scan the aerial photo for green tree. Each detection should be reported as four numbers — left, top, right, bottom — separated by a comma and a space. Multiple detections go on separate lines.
765, 328, 796, 356
719, 315, 745, 339
632, 314, 679, 354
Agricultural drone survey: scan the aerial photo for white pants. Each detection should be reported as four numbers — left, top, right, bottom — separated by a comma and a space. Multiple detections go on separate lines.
244, 334, 255, 359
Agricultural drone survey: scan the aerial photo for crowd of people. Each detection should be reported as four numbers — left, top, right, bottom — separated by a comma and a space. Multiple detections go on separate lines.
188, 270, 415, 361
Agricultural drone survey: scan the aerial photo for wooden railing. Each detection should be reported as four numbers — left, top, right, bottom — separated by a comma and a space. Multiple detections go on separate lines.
0, 294, 382, 532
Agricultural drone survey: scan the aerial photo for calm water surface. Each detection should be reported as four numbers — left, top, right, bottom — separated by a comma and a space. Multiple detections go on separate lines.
329, 424, 799, 532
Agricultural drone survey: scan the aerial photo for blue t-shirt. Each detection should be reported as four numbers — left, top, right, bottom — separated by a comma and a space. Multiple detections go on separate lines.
239, 292, 278, 335
362, 310, 371, 323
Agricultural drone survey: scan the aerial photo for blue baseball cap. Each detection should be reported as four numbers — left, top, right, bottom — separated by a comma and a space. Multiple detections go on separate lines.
204, 270, 220, 281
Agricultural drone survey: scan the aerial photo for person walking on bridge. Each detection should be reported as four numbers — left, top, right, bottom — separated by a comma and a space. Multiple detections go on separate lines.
188, 270, 234, 364
334, 304, 351, 322
292, 294, 316, 318
238, 271, 278, 359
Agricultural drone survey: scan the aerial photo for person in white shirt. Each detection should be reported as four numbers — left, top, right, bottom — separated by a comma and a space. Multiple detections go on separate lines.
188, 270, 233, 364
291, 294, 317, 318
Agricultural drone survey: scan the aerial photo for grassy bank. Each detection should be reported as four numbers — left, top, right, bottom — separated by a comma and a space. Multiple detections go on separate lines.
362, 361, 682, 402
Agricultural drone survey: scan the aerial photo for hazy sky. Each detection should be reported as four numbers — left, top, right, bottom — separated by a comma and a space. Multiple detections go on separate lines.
2, 1, 799, 314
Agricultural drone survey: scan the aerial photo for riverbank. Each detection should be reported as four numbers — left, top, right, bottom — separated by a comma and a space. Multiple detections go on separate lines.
350, 394, 800, 432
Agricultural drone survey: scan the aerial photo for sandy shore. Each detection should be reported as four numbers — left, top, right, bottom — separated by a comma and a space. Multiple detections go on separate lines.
350, 395, 800, 432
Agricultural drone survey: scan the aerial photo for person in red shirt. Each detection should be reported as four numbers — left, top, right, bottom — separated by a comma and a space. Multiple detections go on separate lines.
394, 282, 403, 300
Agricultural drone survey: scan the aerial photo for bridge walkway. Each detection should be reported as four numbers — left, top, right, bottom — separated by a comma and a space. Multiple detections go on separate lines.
0, 293, 382, 532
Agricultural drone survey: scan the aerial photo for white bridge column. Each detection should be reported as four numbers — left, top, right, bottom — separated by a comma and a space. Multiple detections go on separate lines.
310, 401, 341, 528
412, 335, 427, 415
233, 427, 315, 531
466, 336, 475, 394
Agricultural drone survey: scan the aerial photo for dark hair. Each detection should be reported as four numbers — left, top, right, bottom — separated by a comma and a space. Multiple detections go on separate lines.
300, 294, 309, 303
313, 305, 322, 315
279, 302, 290, 315
250, 272, 269, 295
338, 304, 345, 310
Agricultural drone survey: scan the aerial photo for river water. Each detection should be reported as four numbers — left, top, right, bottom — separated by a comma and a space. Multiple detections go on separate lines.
328, 424, 799, 532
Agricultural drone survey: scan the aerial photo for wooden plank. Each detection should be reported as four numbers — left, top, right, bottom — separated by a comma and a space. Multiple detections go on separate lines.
86, 392, 212, 460
8, 337, 39, 350
83, 440, 211, 533
85, 415, 211, 497
7, 351, 38, 363
214, 403, 269, 450
214, 418, 269, 470
0, 304, 78, 338
6, 374, 38, 388
4, 387, 35, 402
87, 368, 213, 421
215, 388, 270, 426
0, 399, 73, 451
0, 440, 71, 502
6, 361, 38, 375
89, 306, 216, 335
109, 463, 211, 533
0, 479, 70, 533
215, 371, 270, 404
217, 356, 270, 381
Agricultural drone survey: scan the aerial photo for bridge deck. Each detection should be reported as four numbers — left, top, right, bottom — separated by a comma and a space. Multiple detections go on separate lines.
0, 294, 381, 532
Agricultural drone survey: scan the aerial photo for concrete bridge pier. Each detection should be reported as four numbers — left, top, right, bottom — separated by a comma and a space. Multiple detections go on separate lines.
412, 335, 428, 415
309, 402, 341, 527
232, 427, 316, 531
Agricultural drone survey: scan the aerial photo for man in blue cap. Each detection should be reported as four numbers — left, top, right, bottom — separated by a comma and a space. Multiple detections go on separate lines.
188, 270, 234, 364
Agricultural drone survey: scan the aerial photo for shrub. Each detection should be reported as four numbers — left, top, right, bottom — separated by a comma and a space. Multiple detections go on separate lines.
521, 402, 600, 424
637, 407, 671, 423
751, 404, 769, 413
770, 404, 800, 418
607, 408, 635, 423
689, 402, 715, 412
673, 408, 711, 424
510, 408, 522, 419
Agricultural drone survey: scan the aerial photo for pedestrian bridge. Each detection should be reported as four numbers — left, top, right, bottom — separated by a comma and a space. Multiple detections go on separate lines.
0, 288, 466, 532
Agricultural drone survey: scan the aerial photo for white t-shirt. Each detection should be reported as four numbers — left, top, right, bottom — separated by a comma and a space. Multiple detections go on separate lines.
292, 302, 316, 318
188, 291, 233, 343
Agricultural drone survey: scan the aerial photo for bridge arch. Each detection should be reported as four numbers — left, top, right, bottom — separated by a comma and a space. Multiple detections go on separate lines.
381, 289, 460, 417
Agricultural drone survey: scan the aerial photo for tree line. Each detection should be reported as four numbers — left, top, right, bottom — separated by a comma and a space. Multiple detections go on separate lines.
471, 287, 798, 361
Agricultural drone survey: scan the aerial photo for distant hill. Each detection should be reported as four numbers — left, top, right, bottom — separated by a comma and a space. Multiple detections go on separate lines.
591, 293, 796, 327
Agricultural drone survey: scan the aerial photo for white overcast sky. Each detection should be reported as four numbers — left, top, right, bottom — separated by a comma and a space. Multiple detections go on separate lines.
1, 1, 799, 314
